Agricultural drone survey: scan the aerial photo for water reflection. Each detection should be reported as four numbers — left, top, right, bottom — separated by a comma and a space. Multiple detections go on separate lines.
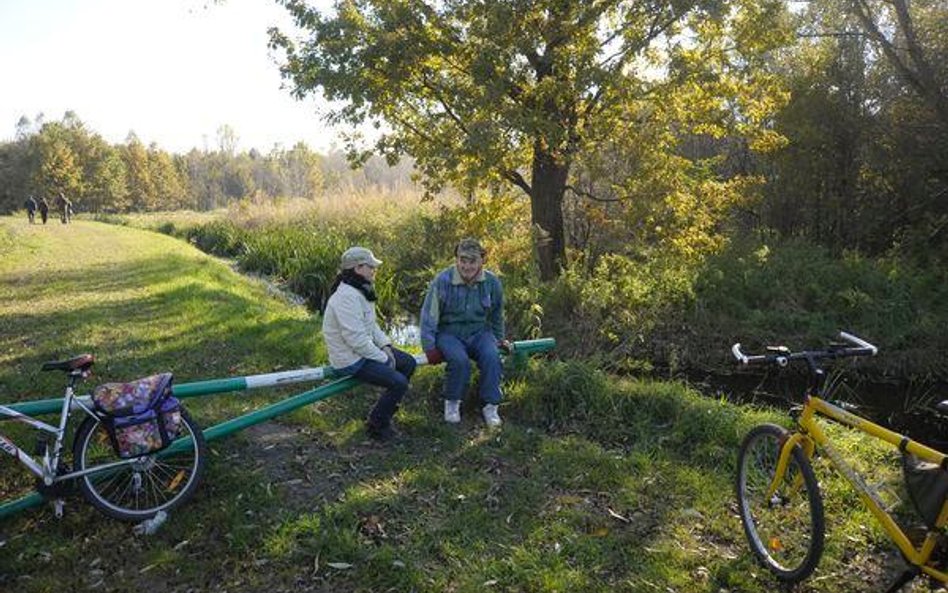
387, 316, 420, 348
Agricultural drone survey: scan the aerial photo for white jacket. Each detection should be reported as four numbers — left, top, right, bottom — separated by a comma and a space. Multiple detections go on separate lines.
322, 282, 391, 369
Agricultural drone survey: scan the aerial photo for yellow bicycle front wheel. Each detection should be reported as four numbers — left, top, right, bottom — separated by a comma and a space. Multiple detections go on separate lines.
736, 423, 825, 582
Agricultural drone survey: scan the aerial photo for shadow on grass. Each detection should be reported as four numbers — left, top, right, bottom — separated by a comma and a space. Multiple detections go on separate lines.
0, 253, 318, 404
0, 364, 870, 593
168, 370, 759, 593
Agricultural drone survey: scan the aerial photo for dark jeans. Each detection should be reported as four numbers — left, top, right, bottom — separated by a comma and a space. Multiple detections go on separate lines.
437, 330, 502, 405
353, 347, 417, 427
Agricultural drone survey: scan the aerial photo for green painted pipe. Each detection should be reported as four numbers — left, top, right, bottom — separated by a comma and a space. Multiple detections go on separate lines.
0, 494, 42, 518
5, 339, 556, 415
0, 376, 359, 520
5, 368, 337, 416
162, 376, 359, 455
0, 338, 556, 519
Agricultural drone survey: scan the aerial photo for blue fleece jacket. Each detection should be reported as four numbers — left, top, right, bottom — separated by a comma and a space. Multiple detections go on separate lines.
419, 265, 504, 351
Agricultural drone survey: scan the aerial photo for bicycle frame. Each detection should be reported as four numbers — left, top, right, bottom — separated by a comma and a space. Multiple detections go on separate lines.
0, 385, 136, 487
772, 393, 948, 582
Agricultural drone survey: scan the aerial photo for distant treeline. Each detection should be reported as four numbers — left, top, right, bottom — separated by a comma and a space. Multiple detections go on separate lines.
0, 114, 416, 214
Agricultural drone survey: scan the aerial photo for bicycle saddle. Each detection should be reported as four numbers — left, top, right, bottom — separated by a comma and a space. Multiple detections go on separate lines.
41, 354, 95, 372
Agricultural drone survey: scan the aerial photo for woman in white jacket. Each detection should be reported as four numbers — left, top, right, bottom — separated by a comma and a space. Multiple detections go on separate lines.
322, 246, 416, 440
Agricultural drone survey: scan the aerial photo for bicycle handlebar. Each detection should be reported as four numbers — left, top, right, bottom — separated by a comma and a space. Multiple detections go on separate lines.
732, 331, 878, 367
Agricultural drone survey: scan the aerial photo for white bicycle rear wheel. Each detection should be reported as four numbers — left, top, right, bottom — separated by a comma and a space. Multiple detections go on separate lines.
73, 408, 207, 521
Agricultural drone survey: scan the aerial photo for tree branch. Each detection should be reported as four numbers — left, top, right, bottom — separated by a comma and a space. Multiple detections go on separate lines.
850, 0, 948, 125
420, 73, 472, 137
565, 183, 629, 202
502, 169, 533, 196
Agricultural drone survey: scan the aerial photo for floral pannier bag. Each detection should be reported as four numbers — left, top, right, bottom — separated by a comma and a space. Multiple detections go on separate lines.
91, 373, 183, 459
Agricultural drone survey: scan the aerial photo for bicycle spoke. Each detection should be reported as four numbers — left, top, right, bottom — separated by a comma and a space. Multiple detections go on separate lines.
737, 424, 824, 582
73, 410, 206, 521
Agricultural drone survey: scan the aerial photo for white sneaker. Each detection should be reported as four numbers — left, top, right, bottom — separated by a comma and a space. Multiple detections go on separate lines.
444, 400, 461, 424
482, 404, 502, 428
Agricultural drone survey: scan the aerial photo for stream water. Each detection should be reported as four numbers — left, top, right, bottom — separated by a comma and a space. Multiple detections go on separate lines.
386, 317, 421, 348
687, 368, 948, 449
385, 311, 947, 448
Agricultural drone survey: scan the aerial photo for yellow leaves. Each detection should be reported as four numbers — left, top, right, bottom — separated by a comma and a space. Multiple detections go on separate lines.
754, 244, 771, 263
747, 129, 789, 153
648, 176, 765, 262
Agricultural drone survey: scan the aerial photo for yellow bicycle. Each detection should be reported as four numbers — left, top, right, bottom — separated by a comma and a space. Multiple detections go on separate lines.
733, 332, 948, 591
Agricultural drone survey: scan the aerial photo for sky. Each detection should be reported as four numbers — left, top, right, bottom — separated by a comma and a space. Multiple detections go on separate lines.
0, 0, 343, 154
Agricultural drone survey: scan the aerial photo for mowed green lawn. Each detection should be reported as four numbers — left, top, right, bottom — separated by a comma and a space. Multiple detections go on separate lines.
0, 216, 931, 593
0, 217, 318, 393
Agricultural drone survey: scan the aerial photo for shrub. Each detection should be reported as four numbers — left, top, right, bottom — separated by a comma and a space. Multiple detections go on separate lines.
689, 237, 948, 379
185, 220, 246, 257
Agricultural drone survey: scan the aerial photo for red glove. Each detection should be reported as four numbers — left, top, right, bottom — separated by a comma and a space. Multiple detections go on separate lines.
497, 339, 513, 354
425, 348, 444, 365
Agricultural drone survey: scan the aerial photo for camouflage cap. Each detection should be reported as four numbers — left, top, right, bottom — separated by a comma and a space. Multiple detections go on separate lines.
455, 238, 486, 258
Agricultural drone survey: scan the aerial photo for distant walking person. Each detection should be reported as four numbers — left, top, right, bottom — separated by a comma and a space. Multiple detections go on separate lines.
38, 196, 49, 224
56, 192, 72, 224
24, 195, 37, 224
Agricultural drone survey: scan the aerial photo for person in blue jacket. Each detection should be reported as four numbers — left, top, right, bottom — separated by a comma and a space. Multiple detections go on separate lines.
420, 238, 510, 427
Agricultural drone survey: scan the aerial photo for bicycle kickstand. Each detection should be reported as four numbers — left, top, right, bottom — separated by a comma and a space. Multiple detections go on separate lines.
52, 499, 64, 519
883, 567, 919, 593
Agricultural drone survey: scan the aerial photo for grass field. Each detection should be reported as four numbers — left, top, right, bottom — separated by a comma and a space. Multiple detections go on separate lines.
0, 216, 941, 592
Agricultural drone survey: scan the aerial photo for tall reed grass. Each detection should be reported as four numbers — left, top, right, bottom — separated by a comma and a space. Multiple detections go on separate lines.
177, 191, 518, 320
146, 193, 948, 382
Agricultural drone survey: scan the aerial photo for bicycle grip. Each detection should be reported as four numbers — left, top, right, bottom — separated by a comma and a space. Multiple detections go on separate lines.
732, 343, 749, 364
838, 331, 878, 356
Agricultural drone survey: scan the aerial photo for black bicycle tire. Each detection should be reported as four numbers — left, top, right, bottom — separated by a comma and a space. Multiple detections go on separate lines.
73, 407, 207, 522
736, 423, 825, 582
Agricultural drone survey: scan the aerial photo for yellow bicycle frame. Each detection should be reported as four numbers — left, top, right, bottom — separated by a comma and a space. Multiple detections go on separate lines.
769, 393, 948, 582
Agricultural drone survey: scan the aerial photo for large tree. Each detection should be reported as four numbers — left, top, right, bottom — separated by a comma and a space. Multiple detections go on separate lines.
84, 137, 130, 213
31, 119, 84, 203
271, 0, 791, 279
122, 134, 158, 211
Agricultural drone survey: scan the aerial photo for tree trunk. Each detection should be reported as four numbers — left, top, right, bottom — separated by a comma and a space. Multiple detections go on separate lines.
530, 143, 569, 281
